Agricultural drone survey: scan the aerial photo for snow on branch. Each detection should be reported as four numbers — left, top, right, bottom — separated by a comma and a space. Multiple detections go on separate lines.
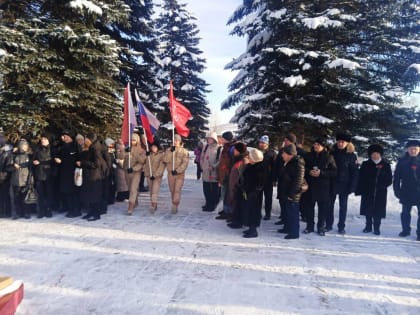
297, 113, 334, 124
69, 0, 103, 15
408, 64, 420, 73
327, 58, 361, 70
277, 47, 300, 56
344, 103, 380, 112
302, 16, 342, 29
283, 75, 307, 87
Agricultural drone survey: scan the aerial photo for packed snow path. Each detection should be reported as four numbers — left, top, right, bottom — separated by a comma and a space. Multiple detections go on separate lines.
1, 162, 420, 315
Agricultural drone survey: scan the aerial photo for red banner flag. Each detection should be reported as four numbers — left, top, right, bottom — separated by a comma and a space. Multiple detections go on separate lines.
169, 81, 192, 137
121, 83, 137, 145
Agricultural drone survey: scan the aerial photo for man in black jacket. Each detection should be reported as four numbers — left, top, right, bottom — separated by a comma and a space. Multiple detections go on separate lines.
328, 133, 359, 234
258, 135, 277, 220
393, 140, 420, 240
277, 144, 305, 239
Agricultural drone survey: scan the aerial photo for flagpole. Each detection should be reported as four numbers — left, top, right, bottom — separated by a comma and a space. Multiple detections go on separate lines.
128, 82, 132, 169
170, 80, 175, 172
143, 127, 153, 177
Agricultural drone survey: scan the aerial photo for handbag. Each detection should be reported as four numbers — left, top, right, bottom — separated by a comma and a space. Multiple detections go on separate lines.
24, 185, 38, 204
24, 173, 38, 204
74, 167, 83, 187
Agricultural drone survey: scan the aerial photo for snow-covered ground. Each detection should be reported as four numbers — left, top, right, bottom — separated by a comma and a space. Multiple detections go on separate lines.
1, 161, 420, 315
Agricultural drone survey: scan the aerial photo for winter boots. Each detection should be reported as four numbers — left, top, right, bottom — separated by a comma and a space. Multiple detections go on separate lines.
171, 205, 178, 214
150, 202, 157, 214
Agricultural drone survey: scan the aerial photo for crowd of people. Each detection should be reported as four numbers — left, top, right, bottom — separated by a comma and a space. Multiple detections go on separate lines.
195, 131, 420, 241
0, 128, 419, 242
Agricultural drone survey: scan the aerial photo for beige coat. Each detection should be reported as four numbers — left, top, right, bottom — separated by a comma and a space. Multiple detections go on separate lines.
163, 147, 189, 174
144, 151, 165, 178
123, 145, 146, 172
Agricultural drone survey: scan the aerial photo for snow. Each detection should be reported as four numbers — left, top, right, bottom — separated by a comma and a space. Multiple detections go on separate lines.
302, 63, 311, 71
69, 0, 103, 16
283, 75, 307, 87
327, 58, 361, 70
277, 47, 300, 57
171, 60, 182, 67
181, 84, 195, 91
297, 112, 334, 124
302, 16, 342, 29
2, 162, 420, 315
269, 9, 287, 19
408, 63, 420, 73
0, 48, 7, 57
345, 103, 380, 112
172, 26, 180, 32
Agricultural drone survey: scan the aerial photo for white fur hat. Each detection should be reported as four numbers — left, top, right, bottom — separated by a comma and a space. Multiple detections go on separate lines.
249, 148, 264, 163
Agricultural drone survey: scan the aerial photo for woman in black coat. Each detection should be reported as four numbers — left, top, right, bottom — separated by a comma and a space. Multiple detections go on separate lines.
78, 133, 107, 221
239, 148, 265, 238
355, 144, 392, 235
302, 139, 337, 235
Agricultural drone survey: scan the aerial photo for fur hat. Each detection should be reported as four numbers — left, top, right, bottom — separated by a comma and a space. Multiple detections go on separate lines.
367, 144, 384, 156
249, 148, 264, 163
405, 139, 420, 148
285, 133, 297, 144
75, 134, 84, 141
336, 132, 352, 142
222, 131, 234, 142
234, 142, 247, 154
259, 135, 269, 145
314, 137, 327, 147
283, 144, 297, 156
86, 132, 97, 143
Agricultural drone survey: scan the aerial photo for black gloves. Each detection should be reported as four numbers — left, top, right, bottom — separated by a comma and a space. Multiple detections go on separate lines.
127, 167, 133, 174
146, 151, 151, 156
150, 176, 155, 180
171, 170, 178, 176
125, 147, 131, 152
170, 146, 176, 152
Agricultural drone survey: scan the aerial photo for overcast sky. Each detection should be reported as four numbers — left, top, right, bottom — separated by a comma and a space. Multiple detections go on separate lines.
156, 0, 245, 127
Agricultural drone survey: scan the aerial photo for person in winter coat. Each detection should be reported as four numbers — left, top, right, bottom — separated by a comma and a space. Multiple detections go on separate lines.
226, 142, 248, 228
274, 132, 306, 225
123, 133, 146, 215
0, 134, 13, 218
258, 135, 277, 220
239, 148, 265, 238
10, 139, 32, 219
77, 133, 108, 221
393, 140, 420, 240
302, 138, 337, 236
144, 141, 165, 213
115, 139, 129, 202
215, 131, 236, 219
32, 134, 53, 218
193, 141, 203, 180
277, 144, 305, 239
328, 133, 359, 234
54, 130, 80, 218
200, 132, 221, 212
104, 138, 116, 206
355, 144, 392, 235
163, 134, 189, 213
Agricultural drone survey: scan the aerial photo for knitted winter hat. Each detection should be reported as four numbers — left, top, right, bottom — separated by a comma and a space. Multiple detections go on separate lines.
283, 144, 297, 156
259, 135, 269, 145
222, 131, 234, 142
61, 130, 73, 138
249, 148, 264, 163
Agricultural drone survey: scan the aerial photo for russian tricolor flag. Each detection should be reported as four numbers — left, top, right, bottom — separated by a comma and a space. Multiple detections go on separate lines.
135, 90, 160, 144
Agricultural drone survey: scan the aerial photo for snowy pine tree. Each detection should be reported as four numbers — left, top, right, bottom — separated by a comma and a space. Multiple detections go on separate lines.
97, 0, 160, 111
0, 0, 129, 140
155, 0, 210, 147
224, 0, 420, 153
